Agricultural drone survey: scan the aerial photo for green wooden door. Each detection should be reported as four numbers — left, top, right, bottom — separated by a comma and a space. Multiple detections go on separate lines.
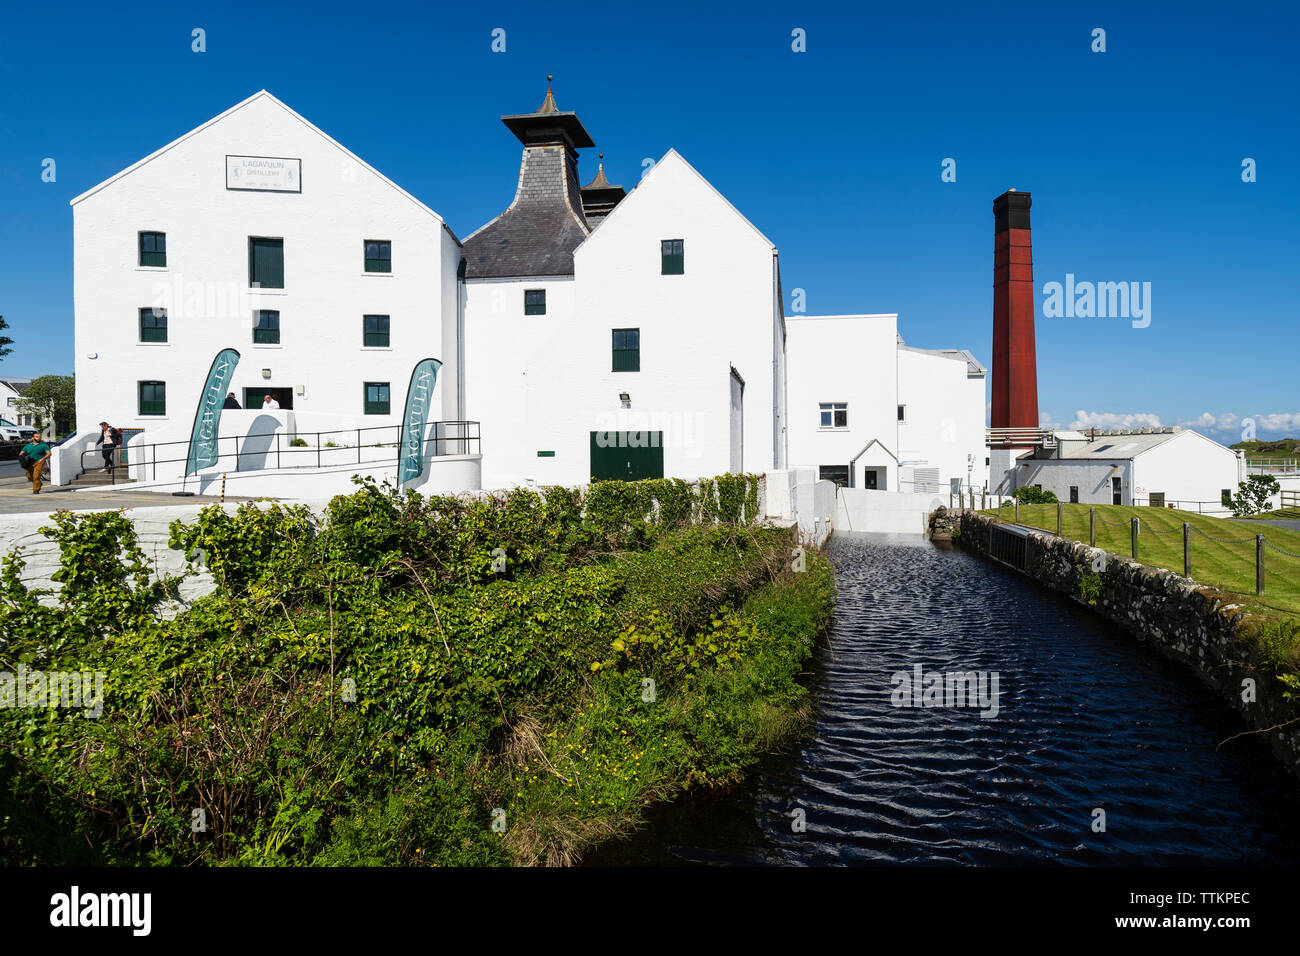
589, 431, 664, 481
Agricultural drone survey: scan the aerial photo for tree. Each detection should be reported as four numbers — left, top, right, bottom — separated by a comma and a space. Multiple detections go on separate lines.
16, 374, 76, 436
1228, 474, 1280, 517
0, 315, 12, 363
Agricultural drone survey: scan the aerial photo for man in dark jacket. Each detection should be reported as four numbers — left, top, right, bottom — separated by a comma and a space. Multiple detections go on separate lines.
223, 392, 241, 410
95, 421, 122, 472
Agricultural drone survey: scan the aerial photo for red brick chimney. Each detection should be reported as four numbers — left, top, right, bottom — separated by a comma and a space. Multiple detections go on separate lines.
991, 189, 1038, 429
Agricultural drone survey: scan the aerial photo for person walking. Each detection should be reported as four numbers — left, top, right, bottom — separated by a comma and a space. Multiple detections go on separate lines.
261, 394, 280, 410
20, 435, 52, 494
223, 392, 242, 410
95, 421, 122, 472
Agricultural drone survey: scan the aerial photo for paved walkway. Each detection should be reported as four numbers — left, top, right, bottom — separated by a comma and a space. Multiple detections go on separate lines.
1234, 517, 1300, 533
0, 462, 242, 514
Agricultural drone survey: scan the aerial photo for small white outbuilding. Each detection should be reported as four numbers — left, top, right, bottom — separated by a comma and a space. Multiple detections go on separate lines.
1012, 428, 1244, 512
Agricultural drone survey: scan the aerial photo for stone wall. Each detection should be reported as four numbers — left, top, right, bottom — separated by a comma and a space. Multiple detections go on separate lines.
957, 510, 1300, 782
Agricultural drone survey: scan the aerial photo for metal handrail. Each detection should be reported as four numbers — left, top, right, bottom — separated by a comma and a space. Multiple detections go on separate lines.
986, 427, 1057, 448
1246, 457, 1300, 474
78, 421, 481, 484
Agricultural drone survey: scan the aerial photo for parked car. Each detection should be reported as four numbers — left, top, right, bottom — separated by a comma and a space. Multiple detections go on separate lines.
0, 417, 38, 443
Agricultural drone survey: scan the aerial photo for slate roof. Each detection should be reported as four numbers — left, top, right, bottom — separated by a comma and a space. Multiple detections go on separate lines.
463, 81, 597, 279
1065, 430, 1182, 460
462, 145, 590, 278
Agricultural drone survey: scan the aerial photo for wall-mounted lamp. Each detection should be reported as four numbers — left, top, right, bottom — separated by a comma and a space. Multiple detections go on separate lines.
619, 391, 631, 408
261, 368, 271, 380
86, 352, 98, 360
295, 384, 305, 396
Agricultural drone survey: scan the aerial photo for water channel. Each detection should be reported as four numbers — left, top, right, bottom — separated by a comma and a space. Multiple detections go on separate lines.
592, 531, 1300, 865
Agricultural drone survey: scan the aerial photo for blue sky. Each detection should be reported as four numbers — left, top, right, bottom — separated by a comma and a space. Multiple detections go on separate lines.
2, 0, 1297, 441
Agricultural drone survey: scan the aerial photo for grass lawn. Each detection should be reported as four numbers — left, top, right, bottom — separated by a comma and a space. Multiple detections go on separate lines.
986, 502, 1300, 624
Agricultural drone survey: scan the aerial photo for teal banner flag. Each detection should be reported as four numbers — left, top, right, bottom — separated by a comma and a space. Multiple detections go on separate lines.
185, 348, 241, 477
398, 358, 442, 485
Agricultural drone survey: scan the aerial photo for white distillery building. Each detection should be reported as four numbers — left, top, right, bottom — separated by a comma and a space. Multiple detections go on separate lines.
1009, 427, 1244, 512
784, 313, 986, 492
60, 86, 986, 497
1, 379, 37, 431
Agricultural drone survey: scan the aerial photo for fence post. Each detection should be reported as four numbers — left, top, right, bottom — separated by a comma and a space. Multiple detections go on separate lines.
1056, 501, 1062, 537
276, 432, 281, 470
1015, 498, 1020, 523
982, 488, 987, 510
317, 433, 321, 469
1183, 523, 1190, 578
969, 487, 975, 510
1089, 508, 1096, 547
1131, 517, 1139, 560
1257, 535, 1265, 595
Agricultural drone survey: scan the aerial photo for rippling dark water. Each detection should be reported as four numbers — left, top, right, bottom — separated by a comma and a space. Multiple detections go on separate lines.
592, 532, 1300, 865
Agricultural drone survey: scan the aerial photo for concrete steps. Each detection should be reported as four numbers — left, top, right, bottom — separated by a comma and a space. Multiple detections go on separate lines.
69, 467, 135, 488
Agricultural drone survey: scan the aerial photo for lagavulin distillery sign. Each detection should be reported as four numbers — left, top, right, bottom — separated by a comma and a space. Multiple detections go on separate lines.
225, 154, 302, 192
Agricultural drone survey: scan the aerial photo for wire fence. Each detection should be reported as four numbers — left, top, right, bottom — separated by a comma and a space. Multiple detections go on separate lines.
979, 500, 1300, 602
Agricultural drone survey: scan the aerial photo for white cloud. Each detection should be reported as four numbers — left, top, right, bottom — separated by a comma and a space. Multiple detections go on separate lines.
1070, 410, 1163, 431
1253, 412, 1300, 434
1173, 411, 1300, 442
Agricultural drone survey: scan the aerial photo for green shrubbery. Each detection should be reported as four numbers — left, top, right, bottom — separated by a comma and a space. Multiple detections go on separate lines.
1010, 485, 1059, 504
0, 472, 831, 866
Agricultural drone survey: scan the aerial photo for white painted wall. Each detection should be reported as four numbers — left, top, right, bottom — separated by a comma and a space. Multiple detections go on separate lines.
786, 314, 900, 488
1018, 457, 1132, 505
71, 91, 457, 448
0, 503, 233, 610
113, 454, 481, 499
463, 150, 782, 489
463, 276, 580, 488
833, 487, 947, 535
1132, 431, 1242, 510
897, 348, 986, 492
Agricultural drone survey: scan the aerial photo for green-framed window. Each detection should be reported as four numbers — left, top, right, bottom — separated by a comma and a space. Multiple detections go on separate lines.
253, 310, 280, 344
139, 231, 166, 267
138, 381, 166, 416
364, 381, 391, 415
363, 314, 390, 347
364, 240, 391, 273
139, 307, 168, 343
524, 289, 546, 315
661, 238, 683, 275
612, 328, 640, 372
249, 238, 284, 288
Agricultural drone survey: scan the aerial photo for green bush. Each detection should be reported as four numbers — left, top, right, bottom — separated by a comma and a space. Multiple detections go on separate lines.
1012, 485, 1058, 504
0, 473, 821, 867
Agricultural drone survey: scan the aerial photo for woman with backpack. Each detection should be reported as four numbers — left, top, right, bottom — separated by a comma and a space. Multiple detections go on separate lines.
95, 421, 122, 473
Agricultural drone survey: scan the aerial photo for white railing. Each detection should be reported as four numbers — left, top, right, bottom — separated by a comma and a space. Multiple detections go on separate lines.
1246, 458, 1300, 475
